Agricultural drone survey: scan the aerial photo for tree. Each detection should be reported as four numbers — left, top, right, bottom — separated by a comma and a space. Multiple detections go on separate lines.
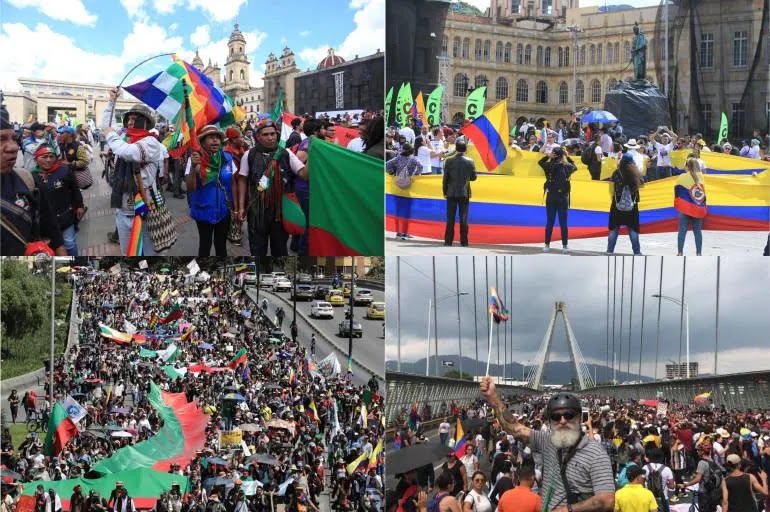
444, 369, 474, 381
1, 261, 49, 338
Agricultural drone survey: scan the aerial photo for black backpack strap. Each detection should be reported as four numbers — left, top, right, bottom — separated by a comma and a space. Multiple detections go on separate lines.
557, 433, 584, 505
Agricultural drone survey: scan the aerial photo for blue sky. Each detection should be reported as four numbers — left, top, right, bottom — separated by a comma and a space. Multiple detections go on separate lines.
464, 0, 663, 12
0, 0, 384, 91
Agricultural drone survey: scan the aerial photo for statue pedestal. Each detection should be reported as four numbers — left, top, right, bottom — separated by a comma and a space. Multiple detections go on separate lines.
604, 80, 671, 140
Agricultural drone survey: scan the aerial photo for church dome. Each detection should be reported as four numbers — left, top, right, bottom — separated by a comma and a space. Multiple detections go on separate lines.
317, 48, 345, 70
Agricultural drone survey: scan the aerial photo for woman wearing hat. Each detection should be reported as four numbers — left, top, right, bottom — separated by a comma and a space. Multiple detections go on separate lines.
186, 125, 234, 257
607, 154, 643, 255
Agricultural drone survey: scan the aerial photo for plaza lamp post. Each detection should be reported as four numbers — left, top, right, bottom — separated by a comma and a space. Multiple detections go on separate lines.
652, 294, 690, 379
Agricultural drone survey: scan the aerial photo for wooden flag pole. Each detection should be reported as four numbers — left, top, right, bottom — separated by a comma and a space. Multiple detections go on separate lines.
485, 311, 494, 376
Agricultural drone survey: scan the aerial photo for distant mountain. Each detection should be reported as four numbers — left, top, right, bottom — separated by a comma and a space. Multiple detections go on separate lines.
386, 355, 652, 385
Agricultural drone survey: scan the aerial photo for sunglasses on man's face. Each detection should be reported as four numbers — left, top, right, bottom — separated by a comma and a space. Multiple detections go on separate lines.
549, 411, 578, 422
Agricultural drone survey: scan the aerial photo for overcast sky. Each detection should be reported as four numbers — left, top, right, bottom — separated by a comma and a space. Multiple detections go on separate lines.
385, 257, 770, 379
462, 0, 664, 12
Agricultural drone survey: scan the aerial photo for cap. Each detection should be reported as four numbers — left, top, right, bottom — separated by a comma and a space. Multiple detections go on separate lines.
57, 126, 76, 135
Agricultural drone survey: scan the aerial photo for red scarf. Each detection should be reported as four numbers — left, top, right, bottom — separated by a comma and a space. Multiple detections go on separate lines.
126, 128, 151, 144
39, 160, 62, 176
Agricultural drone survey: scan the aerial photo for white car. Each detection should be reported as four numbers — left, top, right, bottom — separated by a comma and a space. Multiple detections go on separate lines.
310, 301, 334, 319
242, 272, 257, 285
273, 278, 292, 292
271, 272, 287, 281
259, 274, 274, 288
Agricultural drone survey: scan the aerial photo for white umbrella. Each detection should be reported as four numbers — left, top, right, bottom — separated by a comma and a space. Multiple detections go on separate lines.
111, 431, 133, 438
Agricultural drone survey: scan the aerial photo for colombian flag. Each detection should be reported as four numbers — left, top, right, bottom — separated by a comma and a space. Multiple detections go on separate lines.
674, 173, 708, 219
694, 392, 711, 403
452, 419, 467, 458
489, 287, 509, 323
463, 100, 509, 171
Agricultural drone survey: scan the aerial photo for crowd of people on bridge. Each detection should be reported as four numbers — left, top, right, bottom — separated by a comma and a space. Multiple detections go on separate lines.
1, 266, 384, 512
0, 97, 384, 257
389, 377, 769, 512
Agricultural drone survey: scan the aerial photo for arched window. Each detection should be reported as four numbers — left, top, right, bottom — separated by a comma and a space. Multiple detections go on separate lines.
229, 70, 234, 81
590, 44, 596, 65
580, 45, 586, 66
624, 41, 630, 62
536, 45, 543, 66
536, 80, 548, 104
453, 74, 469, 97
504, 42, 512, 63
496, 41, 503, 62
516, 44, 523, 64
475, 74, 487, 89
484, 40, 491, 61
442, 35, 448, 56
607, 43, 613, 64
240, 69, 245, 80
597, 43, 602, 65
495, 77, 508, 100
558, 81, 569, 104
558, 47, 564, 67
575, 80, 585, 104
453, 37, 461, 58
614, 42, 620, 63
230, 48, 233, 55
565, 46, 570, 66
524, 44, 532, 65
462, 38, 470, 59
545, 47, 551, 67
239, 46, 243, 53
516, 79, 529, 102
607, 78, 617, 91
475, 39, 482, 60
591, 79, 601, 103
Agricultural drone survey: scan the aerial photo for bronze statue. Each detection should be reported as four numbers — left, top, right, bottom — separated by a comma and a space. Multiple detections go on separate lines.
632, 22, 647, 81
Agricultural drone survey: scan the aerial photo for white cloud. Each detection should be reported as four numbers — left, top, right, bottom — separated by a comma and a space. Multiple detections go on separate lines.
121, 21, 185, 62
190, 25, 210, 47
6, 0, 97, 26
168, 22, 178, 31
186, 0, 247, 22
120, 0, 148, 20
153, 0, 185, 14
298, 45, 332, 69
0, 22, 122, 90
337, 0, 385, 58
299, 30, 311, 37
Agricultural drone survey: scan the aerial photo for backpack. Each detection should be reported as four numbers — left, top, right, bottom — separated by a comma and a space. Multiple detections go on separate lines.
645, 464, 665, 499
427, 492, 448, 512
616, 184, 635, 212
395, 161, 413, 189
701, 460, 724, 503
581, 144, 596, 166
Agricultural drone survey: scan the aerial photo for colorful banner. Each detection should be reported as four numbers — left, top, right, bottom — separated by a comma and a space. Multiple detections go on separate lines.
464, 86, 486, 122
395, 82, 413, 128
219, 430, 243, 447
384, 86, 394, 126
426, 85, 444, 126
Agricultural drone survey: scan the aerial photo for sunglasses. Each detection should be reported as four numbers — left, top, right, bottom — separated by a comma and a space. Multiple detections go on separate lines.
549, 411, 578, 422
473, 478, 486, 483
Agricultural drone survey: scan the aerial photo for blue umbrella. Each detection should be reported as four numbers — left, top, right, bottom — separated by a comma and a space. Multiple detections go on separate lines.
581, 110, 618, 124
223, 392, 246, 401
203, 476, 233, 491
240, 310, 252, 318
198, 342, 214, 350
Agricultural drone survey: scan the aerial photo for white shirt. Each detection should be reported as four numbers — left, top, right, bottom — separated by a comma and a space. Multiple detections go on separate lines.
627, 149, 646, 175
417, 146, 432, 175
346, 137, 365, 152
748, 145, 760, 159
431, 139, 446, 168
654, 141, 674, 167
438, 422, 450, 434
464, 489, 493, 512
398, 127, 416, 145
642, 463, 674, 499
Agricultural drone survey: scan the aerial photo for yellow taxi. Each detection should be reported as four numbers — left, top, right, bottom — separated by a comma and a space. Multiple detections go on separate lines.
366, 301, 385, 320
325, 289, 345, 306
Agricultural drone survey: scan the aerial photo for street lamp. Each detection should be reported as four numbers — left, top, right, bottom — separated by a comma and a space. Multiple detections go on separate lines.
652, 294, 690, 379
426, 292, 469, 377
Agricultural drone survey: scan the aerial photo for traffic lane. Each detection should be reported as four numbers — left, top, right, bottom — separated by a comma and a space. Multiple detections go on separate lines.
243, 288, 382, 385
253, 285, 385, 375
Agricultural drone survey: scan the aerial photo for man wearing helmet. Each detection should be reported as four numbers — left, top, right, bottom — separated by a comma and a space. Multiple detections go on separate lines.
100, 87, 169, 255
480, 377, 615, 511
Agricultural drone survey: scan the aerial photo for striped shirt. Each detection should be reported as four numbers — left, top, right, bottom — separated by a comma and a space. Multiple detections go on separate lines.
530, 429, 615, 510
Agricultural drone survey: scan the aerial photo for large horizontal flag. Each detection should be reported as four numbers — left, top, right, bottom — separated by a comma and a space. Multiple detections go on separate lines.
99, 323, 133, 343
44, 402, 79, 456
489, 287, 509, 323
463, 99, 509, 171
452, 419, 467, 458
228, 348, 248, 369
159, 304, 183, 325
308, 138, 384, 255
674, 173, 707, 218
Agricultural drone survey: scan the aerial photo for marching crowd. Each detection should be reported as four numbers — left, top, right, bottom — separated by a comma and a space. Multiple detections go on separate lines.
390, 377, 769, 512
0, 98, 384, 258
1, 267, 385, 512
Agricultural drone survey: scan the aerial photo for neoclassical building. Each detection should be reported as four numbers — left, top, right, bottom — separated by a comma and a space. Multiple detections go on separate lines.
441, 0, 768, 137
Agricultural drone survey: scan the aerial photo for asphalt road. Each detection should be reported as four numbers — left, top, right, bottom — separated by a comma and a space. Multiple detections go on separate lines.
245, 284, 385, 385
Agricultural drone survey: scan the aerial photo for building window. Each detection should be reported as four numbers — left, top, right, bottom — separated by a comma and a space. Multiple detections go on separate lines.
580, 45, 586, 66
558, 81, 568, 104
454, 74, 469, 97
462, 38, 470, 59
453, 37, 461, 58
524, 44, 532, 65
536, 45, 543, 66
575, 80, 584, 104
496, 77, 509, 100
700, 33, 714, 68
558, 47, 564, 67
535, 81, 548, 104
589, 44, 596, 65
496, 41, 504, 62
731, 103, 745, 136
442, 35, 448, 56
591, 79, 601, 103
484, 40, 491, 61
545, 47, 551, 66
624, 41, 630, 62
240, 69, 245, 80
504, 42, 512, 63
614, 42, 620, 64
516, 44, 523, 64
608, 78, 617, 91
565, 46, 570, 66
516, 79, 529, 102
597, 43, 602, 65
733, 31, 747, 66
607, 43, 613, 64
475, 39, 482, 60
230, 48, 233, 55
475, 74, 488, 89
701, 103, 712, 133
229, 70, 234, 81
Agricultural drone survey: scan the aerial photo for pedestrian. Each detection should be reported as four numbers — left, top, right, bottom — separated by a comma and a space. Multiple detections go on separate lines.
385, 142, 423, 240
442, 141, 476, 247
70, 486, 85, 512
440, 452, 467, 497
650, 128, 677, 181
45, 489, 63, 512
674, 157, 707, 255
614, 465, 658, 512
223, 126, 246, 246
186, 125, 234, 257
459, 444, 478, 486
676, 442, 722, 512
463, 472, 492, 512
642, 448, 675, 512
720, 453, 768, 512
539, 146, 577, 253
606, 154, 643, 255
310, 333, 316, 356
480, 377, 615, 511
8, 389, 20, 424
497, 464, 541, 512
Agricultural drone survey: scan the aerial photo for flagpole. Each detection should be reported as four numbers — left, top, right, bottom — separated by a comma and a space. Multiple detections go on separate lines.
485, 312, 494, 376
108, 52, 175, 127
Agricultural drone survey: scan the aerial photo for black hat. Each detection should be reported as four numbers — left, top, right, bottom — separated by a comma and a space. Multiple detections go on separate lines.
0, 105, 12, 130
546, 393, 581, 415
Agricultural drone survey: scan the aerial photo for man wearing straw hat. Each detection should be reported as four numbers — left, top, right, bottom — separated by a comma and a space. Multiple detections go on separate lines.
480, 377, 615, 511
